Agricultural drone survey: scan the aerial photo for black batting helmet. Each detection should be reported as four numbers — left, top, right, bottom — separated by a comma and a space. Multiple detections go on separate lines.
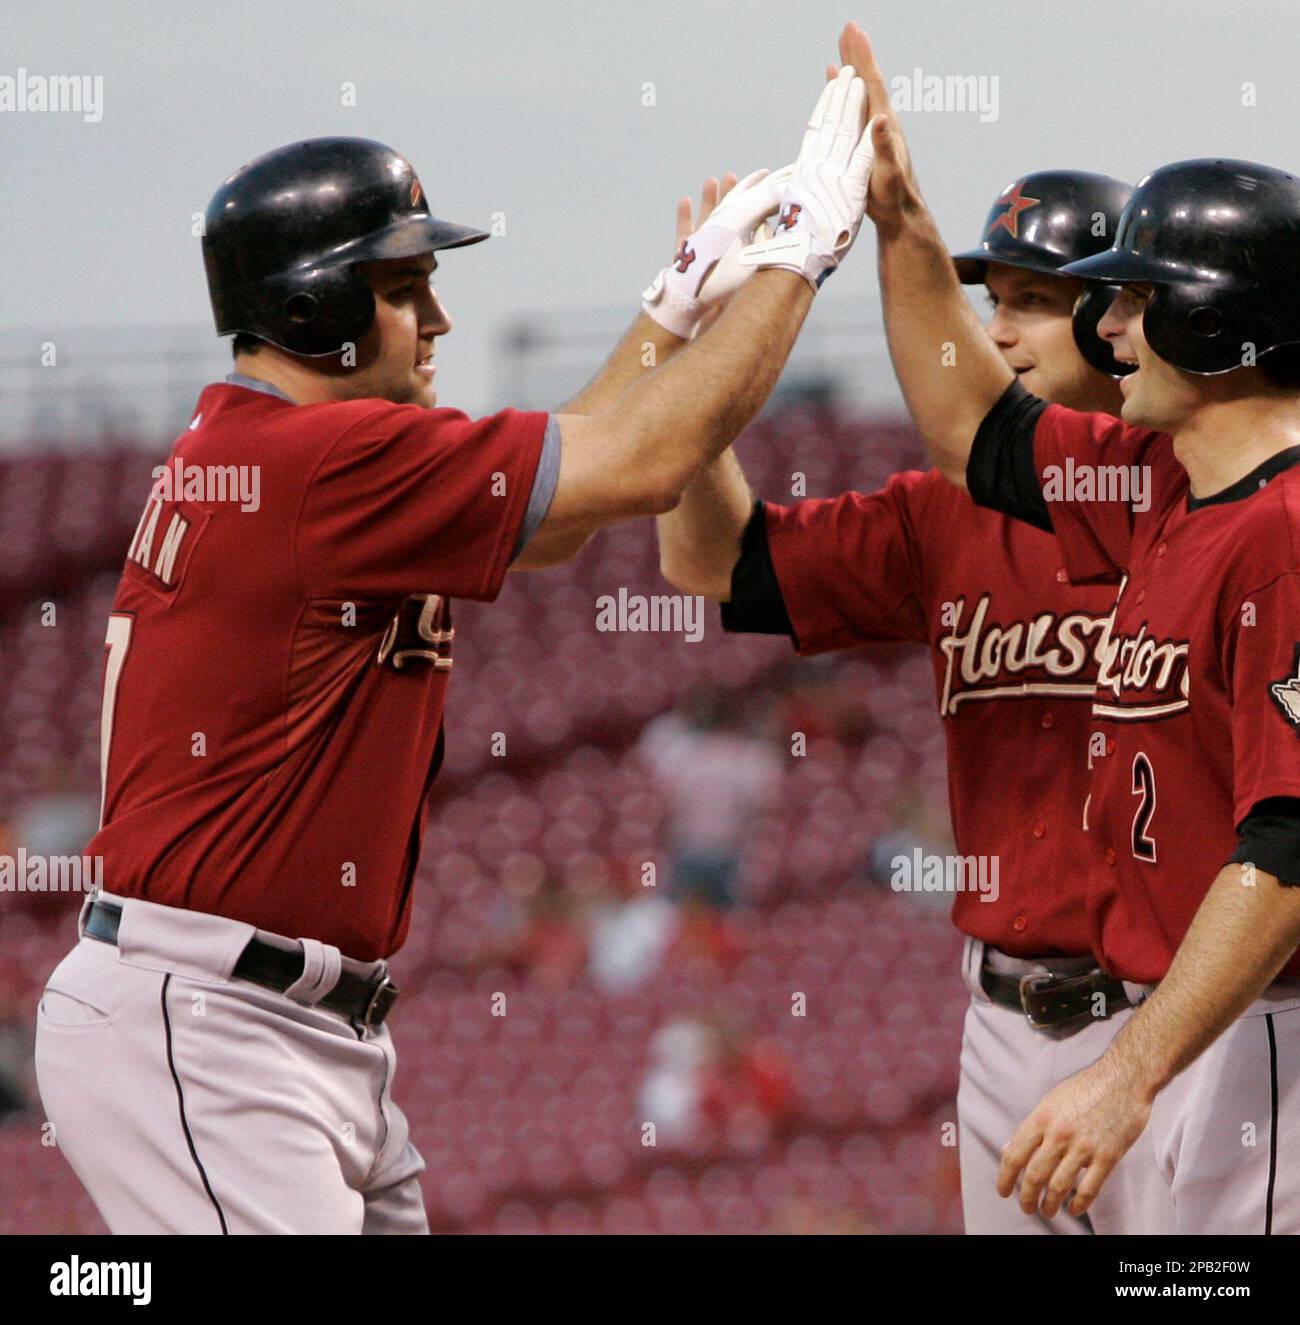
202, 137, 489, 357
951, 169, 1134, 377
1061, 158, 1300, 376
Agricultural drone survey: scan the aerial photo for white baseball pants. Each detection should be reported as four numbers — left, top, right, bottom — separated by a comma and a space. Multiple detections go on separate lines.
33, 891, 428, 1235
956, 938, 1177, 1235
1142, 978, 1300, 1234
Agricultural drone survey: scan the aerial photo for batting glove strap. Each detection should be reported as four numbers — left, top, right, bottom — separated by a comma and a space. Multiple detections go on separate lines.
738, 224, 838, 290
641, 222, 741, 339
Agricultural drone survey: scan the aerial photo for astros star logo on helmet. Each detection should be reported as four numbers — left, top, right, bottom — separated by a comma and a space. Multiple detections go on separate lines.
986, 181, 1042, 239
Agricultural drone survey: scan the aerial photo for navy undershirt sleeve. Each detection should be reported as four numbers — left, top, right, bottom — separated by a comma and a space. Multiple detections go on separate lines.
719, 501, 796, 640
966, 380, 1054, 533
1229, 798, 1300, 887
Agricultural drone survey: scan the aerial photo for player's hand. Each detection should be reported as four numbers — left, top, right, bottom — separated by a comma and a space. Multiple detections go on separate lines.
675, 174, 737, 250
642, 166, 784, 339
996, 1054, 1154, 1219
837, 21, 919, 230
737, 64, 873, 290
675, 174, 735, 340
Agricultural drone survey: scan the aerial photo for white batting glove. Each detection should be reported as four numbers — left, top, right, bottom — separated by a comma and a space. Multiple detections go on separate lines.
641, 167, 784, 338
739, 66, 875, 290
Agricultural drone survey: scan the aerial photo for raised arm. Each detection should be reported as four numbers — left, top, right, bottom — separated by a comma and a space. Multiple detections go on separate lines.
839, 22, 1013, 486
657, 448, 754, 600
654, 180, 760, 600
560, 176, 738, 419
513, 177, 742, 570
525, 64, 874, 553
553, 268, 812, 520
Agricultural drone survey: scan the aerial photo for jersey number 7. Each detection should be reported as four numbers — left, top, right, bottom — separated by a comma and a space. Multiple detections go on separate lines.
99, 614, 134, 829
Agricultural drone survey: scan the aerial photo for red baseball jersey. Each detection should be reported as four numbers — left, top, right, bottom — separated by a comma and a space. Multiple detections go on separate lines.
1027, 405, 1300, 983
762, 469, 1119, 957
89, 380, 549, 960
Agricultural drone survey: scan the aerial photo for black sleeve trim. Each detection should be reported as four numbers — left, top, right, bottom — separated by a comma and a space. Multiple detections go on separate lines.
966, 380, 1054, 533
719, 500, 796, 640
1228, 797, 1300, 887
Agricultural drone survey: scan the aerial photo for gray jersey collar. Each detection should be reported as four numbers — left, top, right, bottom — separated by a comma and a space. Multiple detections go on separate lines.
225, 372, 295, 403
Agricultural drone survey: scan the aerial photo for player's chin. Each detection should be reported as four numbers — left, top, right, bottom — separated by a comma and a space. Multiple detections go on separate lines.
1016, 366, 1049, 400
405, 374, 437, 409
1117, 376, 1150, 423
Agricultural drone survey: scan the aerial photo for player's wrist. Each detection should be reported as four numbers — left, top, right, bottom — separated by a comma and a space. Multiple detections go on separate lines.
1105, 1018, 1174, 1101
875, 196, 940, 252
739, 222, 839, 291
632, 307, 685, 338
640, 273, 703, 339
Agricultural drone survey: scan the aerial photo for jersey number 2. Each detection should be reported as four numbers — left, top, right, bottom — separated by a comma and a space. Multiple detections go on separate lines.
1130, 752, 1157, 863
100, 614, 133, 828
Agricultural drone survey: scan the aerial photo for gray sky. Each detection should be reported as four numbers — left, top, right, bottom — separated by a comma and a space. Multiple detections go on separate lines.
3, 0, 1299, 420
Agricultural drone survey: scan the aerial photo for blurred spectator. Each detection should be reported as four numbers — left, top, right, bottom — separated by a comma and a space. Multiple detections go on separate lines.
587, 868, 678, 994
484, 853, 589, 990
0, 975, 33, 1120
865, 789, 956, 914
16, 763, 98, 858
637, 688, 780, 909
4, 779, 100, 919
665, 902, 745, 975
772, 657, 862, 744
699, 1023, 794, 1151
638, 1015, 794, 1153
637, 1017, 715, 1145
515, 884, 588, 989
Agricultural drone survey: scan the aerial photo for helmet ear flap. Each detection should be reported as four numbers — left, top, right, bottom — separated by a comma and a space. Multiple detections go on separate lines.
244, 266, 376, 356
1144, 284, 1247, 375
1072, 284, 1134, 378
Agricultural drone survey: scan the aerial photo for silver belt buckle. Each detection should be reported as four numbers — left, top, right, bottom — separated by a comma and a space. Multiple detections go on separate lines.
1018, 972, 1057, 1029
356, 967, 400, 1031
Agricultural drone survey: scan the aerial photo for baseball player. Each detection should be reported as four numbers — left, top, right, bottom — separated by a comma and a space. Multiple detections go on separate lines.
656, 127, 1174, 1231
849, 16, 1300, 1233
33, 74, 878, 1234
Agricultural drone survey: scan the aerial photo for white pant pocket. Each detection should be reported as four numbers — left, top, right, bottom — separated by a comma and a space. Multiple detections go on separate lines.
38, 987, 112, 1029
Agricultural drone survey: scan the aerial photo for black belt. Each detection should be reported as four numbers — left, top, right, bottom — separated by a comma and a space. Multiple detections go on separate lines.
980, 953, 1130, 1029
83, 898, 400, 1031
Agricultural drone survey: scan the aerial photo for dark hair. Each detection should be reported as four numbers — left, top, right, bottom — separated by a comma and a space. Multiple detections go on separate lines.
1259, 344, 1300, 390
231, 332, 263, 359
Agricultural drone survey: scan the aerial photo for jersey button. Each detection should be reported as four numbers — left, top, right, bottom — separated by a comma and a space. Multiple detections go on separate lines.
1136, 588, 1146, 604
1032, 822, 1046, 839
1156, 542, 1168, 557
1012, 915, 1027, 933
1056, 568, 1068, 583
1106, 738, 1116, 755
1041, 712, 1054, 729
1105, 848, 1117, 865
